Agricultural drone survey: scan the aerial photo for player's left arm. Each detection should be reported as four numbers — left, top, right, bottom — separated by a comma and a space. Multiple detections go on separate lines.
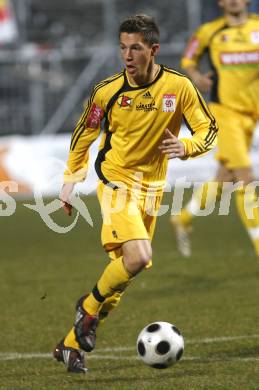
179, 78, 218, 159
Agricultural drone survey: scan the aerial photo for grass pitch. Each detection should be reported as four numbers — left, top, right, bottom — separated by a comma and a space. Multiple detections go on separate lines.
1, 193, 259, 390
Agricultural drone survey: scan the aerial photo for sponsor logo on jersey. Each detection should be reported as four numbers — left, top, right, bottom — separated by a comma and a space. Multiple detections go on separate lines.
86, 103, 104, 128
117, 95, 133, 108
136, 101, 157, 111
162, 94, 176, 112
251, 31, 259, 44
142, 91, 153, 99
220, 50, 259, 65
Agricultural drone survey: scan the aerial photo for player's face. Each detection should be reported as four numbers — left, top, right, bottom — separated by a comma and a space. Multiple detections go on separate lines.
120, 32, 159, 82
218, 0, 249, 14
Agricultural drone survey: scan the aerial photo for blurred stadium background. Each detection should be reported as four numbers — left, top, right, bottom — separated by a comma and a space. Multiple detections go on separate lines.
1, 3, 259, 388
0, 0, 258, 196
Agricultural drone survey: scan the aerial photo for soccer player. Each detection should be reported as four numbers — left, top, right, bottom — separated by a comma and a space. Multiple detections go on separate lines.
172, 0, 259, 258
53, 14, 217, 373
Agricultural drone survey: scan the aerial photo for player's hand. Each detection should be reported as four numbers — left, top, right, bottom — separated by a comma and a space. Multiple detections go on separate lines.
193, 71, 214, 93
59, 183, 74, 216
159, 129, 185, 159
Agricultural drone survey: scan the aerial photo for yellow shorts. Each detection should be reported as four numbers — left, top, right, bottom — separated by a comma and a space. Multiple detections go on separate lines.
208, 103, 256, 169
97, 181, 163, 254
234, 78, 259, 121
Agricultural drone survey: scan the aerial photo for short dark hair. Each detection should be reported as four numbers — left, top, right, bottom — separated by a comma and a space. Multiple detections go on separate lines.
119, 14, 160, 46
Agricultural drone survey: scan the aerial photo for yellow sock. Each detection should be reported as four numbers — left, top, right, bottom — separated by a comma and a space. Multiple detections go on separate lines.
64, 327, 79, 349
98, 291, 124, 325
63, 258, 132, 348
177, 208, 191, 226
83, 257, 132, 315
235, 188, 259, 256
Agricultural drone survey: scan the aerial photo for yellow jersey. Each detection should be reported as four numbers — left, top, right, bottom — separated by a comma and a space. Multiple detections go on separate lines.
181, 14, 259, 112
64, 65, 217, 191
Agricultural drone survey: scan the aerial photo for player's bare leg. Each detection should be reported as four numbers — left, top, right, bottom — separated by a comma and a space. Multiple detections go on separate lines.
122, 239, 152, 274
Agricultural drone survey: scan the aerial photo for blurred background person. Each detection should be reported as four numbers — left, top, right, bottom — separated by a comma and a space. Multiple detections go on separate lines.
171, 0, 259, 258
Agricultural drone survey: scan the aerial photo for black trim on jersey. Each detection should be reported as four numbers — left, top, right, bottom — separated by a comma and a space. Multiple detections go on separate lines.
123, 65, 164, 91
71, 67, 164, 152
70, 124, 84, 151
163, 66, 217, 122
94, 74, 131, 188
92, 284, 105, 303
193, 91, 218, 149
94, 126, 119, 189
71, 85, 103, 150
209, 65, 219, 103
183, 115, 194, 135
206, 130, 217, 147
94, 67, 164, 187
183, 113, 217, 150
207, 24, 228, 103
196, 91, 217, 128
201, 46, 220, 102
191, 86, 218, 147
70, 72, 124, 151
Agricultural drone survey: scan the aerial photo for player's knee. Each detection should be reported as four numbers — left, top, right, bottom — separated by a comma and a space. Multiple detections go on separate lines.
137, 247, 152, 268
124, 247, 152, 273
122, 240, 152, 274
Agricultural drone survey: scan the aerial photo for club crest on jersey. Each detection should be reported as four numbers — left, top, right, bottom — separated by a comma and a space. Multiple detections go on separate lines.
162, 94, 176, 112
117, 95, 133, 108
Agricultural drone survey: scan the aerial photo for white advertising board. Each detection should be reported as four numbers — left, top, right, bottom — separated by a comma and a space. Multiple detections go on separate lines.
0, 125, 258, 197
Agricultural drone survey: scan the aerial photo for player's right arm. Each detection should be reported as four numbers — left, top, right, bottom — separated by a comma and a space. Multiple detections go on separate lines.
181, 24, 213, 93
60, 86, 105, 214
184, 67, 213, 94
